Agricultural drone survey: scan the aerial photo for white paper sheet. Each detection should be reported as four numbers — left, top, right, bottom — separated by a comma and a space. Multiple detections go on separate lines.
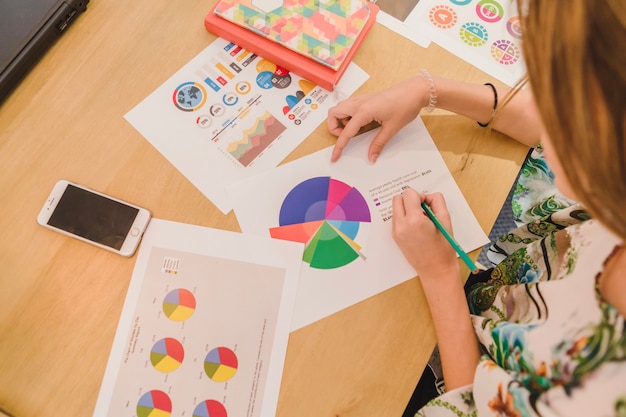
375, 9, 431, 48
92, 219, 303, 417
407, 0, 525, 86
125, 38, 369, 214
229, 117, 489, 330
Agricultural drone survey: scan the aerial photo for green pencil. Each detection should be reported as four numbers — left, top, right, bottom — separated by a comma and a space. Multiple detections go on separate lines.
420, 201, 479, 273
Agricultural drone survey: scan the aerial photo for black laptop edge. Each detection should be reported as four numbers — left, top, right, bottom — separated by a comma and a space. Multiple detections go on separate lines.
0, 0, 89, 104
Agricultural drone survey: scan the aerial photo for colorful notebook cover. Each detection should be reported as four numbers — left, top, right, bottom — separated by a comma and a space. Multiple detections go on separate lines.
205, 2, 378, 90
213, 0, 372, 71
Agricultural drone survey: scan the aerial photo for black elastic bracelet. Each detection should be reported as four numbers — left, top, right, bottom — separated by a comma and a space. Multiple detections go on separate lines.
477, 82, 498, 127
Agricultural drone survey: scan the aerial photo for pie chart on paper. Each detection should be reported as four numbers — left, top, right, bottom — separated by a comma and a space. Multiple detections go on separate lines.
150, 337, 184, 373
204, 346, 238, 382
136, 390, 172, 417
270, 176, 371, 269
192, 399, 227, 417
162, 288, 196, 322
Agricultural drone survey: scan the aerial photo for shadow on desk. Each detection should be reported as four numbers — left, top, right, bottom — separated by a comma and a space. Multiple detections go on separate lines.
0, 407, 15, 417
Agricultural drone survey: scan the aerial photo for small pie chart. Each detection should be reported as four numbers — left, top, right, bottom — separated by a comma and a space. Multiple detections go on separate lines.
270, 176, 371, 269
162, 288, 196, 321
192, 399, 227, 417
137, 390, 172, 417
204, 347, 238, 382
150, 337, 184, 373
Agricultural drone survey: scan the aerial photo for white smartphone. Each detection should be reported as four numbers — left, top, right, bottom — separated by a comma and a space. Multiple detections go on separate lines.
37, 180, 152, 257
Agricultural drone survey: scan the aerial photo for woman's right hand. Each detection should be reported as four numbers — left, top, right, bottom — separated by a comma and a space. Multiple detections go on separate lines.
391, 189, 460, 279
327, 76, 430, 163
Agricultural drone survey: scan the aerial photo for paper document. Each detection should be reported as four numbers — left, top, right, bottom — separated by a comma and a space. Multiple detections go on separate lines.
125, 37, 369, 214
229, 117, 489, 330
92, 219, 303, 417
373, 0, 431, 47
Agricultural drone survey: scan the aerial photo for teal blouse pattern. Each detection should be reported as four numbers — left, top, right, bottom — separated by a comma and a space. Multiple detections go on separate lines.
417, 212, 626, 416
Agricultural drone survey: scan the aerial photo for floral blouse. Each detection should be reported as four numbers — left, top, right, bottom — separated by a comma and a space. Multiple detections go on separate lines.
510, 147, 577, 226
417, 206, 626, 416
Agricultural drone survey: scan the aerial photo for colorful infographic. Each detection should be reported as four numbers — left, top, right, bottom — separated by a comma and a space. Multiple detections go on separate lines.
408, 0, 525, 85
270, 177, 371, 269
93, 223, 302, 417
222, 109, 287, 167
125, 38, 367, 214
173, 42, 320, 169
228, 117, 490, 330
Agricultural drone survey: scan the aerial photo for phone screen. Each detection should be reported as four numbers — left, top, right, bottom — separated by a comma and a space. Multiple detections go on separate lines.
46, 184, 140, 250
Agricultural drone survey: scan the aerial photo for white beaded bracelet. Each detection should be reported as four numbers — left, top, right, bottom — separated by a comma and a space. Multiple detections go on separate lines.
418, 68, 438, 112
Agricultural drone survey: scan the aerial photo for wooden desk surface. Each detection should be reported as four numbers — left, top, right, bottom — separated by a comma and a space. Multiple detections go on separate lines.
0, 1, 528, 416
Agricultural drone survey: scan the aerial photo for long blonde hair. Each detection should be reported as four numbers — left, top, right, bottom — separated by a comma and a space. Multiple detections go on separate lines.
520, 0, 626, 239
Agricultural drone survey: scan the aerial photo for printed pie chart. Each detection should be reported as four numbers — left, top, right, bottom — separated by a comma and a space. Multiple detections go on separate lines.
204, 346, 238, 382
137, 390, 172, 417
270, 176, 371, 269
192, 399, 228, 417
163, 288, 196, 321
150, 337, 184, 373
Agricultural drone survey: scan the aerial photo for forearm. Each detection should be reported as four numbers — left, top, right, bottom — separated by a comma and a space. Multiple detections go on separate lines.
420, 266, 481, 390
414, 75, 541, 147
392, 191, 481, 389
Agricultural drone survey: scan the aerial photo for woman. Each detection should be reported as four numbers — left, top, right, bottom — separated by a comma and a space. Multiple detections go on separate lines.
328, 1, 626, 415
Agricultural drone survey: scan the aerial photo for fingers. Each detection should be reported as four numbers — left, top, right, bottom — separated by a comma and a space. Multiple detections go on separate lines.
330, 117, 367, 162
330, 112, 375, 162
423, 192, 452, 230
392, 188, 424, 225
331, 118, 397, 163
399, 187, 423, 210
367, 126, 396, 163
327, 101, 357, 135
327, 112, 351, 136
423, 192, 445, 208
328, 97, 382, 163
393, 190, 450, 230
391, 192, 407, 219
391, 190, 460, 276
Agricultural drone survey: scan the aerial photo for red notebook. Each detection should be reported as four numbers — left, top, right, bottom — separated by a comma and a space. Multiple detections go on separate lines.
204, 1, 378, 91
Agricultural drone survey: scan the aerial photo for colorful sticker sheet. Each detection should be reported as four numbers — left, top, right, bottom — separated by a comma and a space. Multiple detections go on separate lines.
406, 0, 525, 86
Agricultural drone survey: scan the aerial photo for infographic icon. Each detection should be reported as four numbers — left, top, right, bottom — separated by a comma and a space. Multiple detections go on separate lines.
270, 176, 371, 269
173, 81, 206, 111
491, 39, 520, 65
